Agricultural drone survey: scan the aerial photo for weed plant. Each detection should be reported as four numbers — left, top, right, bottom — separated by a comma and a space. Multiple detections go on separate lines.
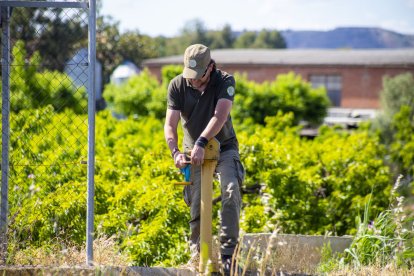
318, 175, 414, 275
7, 233, 131, 267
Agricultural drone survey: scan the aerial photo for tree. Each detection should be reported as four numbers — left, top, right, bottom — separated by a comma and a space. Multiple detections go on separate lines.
380, 73, 414, 117
9, 1, 159, 85
152, 35, 169, 57
180, 19, 209, 46
234, 31, 257, 48
372, 73, 414, 144
95, 14, 122, 83
9, 8, 38, 52
152, 20, 286, 56
36, 8, 87, 71
118, 31, 159, 68
10, 7, 87, 72
369, 73, 414, 193
160, 19, 215, 56
208, 24, 236, 49
253, 29, 286, 48
234, 29, 286, 48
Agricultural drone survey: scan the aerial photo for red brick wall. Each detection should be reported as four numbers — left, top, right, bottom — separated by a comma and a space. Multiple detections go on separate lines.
146, 66, 163, 82
145, 64, 414, 109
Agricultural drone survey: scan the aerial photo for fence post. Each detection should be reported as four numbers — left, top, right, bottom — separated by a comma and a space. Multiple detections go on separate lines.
86, 0, 97, 266
0, 5, 11, 264
199, 138, 220, 273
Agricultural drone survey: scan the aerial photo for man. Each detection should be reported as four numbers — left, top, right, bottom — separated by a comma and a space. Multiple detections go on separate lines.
164, 44, 244, 274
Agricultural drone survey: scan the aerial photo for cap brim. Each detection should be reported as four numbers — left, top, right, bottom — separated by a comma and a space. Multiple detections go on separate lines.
183, 67, 203, 79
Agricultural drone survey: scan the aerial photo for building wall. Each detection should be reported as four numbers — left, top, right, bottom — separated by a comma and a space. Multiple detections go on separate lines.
145, 64, 414, 109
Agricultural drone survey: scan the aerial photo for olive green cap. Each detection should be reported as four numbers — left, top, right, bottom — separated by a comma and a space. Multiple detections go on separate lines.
183, 44, 211, 79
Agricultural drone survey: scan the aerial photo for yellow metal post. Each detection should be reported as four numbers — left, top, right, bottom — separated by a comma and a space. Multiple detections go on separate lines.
199, 138, 220, 274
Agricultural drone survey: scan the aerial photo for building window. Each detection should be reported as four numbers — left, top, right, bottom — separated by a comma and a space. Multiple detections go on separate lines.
309, 75, 342, 106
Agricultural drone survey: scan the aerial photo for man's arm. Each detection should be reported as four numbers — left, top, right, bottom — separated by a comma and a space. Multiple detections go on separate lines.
201, 98, 232, 139
164, 109, 180, 152
191, 98, 232, 165
164, 109, 187, 168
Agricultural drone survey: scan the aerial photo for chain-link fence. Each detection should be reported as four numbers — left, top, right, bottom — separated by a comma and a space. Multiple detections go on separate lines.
1, 0, 96, 265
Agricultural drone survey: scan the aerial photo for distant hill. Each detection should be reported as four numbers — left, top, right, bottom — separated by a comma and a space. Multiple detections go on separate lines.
280, 27, 414, 49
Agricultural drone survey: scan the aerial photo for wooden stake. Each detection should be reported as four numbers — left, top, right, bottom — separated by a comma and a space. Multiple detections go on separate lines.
199, 138, 220, 274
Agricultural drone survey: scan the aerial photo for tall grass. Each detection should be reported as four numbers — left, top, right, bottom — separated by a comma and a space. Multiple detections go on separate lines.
225, 176, 413, 275
231, 230, 322, 275
318, 175, 414, 275
7, 234, 131, 267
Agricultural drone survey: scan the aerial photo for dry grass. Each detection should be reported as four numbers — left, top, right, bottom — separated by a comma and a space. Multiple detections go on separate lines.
9, 235, 131, 267
229, 232, 413, 276
231, 241, 414, 276
6, 233, 413, 276
232, 232, 322, 275
326, 264, 414, 276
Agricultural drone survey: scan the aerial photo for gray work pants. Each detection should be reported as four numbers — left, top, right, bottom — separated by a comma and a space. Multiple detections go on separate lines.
183, 149, 244, 256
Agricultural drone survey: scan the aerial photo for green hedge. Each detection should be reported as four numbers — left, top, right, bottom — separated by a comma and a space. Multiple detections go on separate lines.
8, 108, 393, 265
103, 66, 330, 126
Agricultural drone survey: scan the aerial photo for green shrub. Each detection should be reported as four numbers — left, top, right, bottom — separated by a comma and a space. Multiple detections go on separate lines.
371, 73, 414, 191
102, 66, 328, 125
233, 72, 330, 126
9, 41, 86, 113
161, 64, 183, 87
238, 119, 391, 235
7, 108, 190, 266
6, 70, 399, 267
103, 69, 162, 118
390, 106, 414, 185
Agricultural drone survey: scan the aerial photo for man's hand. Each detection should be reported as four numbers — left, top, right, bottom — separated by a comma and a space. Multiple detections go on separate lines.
191, 145, 205, 166
174, 153, 188, 168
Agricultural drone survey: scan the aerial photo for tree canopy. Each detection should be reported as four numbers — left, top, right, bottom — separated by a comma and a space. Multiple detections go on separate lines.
9, 9, 285, 85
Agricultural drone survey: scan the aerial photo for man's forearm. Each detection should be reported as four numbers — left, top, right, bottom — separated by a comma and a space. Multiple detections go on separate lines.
164, 126, 179, 152
191, 115, 226, 166
200, 115, 226, 140
200, 99, 232, 141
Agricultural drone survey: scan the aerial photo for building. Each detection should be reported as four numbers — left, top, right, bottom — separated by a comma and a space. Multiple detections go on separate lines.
143, 49, 414, 109
110, 60, 141, 85
65, 48, 102, 101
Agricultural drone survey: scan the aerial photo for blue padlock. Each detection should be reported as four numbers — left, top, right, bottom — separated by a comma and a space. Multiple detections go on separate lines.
180, 164, 191, 182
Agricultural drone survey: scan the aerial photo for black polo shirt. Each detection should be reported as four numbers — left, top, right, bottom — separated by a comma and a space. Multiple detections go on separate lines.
167, 69, 239, 153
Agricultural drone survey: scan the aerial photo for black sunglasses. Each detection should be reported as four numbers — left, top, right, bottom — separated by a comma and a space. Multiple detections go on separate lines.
201, 61, 213, 78
200, 66, 209, 78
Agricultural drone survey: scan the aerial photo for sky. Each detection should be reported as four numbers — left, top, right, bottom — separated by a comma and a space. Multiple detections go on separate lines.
101, 0, 414, 37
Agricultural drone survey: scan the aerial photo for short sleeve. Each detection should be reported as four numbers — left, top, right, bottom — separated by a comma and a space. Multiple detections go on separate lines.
217, 75, 236, 102
167, 79, 182, 110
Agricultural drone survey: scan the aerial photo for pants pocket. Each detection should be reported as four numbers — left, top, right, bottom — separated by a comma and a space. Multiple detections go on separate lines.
234, 158, 245, 186
183, 185, 191, 207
